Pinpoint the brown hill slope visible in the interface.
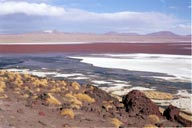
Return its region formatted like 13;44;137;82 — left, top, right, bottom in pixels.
0;70;191;127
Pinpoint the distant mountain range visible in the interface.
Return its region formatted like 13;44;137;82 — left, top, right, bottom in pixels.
104;31;184;36
23;30;185;36
0;30;190;43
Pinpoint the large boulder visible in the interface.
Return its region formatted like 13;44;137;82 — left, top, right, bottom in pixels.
122;90;162;117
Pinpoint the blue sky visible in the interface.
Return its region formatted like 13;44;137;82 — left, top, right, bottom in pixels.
0;0;191;34
56;0;190;18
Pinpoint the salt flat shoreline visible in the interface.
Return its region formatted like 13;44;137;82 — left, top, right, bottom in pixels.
69;53;191;82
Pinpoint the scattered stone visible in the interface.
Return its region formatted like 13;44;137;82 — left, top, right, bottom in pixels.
38;112;45;116
38;121;47;126
17;109;24;114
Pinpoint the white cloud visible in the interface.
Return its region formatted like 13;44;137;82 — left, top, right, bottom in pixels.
0;1;190;35
0;1;65;16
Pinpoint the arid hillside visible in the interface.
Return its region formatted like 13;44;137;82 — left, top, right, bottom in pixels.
0;70;191;127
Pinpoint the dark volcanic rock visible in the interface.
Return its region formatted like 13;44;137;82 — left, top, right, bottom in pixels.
122;90;162;117
163;105;179;121
163;105;192;127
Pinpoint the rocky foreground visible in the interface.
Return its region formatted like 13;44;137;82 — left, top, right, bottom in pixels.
0;70;191;127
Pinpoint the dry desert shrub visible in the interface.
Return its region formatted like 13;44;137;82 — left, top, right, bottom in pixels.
148;114;160;124
0;81;6;93
71;81;80;90
49;87;61;93
47;93;61;105
143;90;173;100
60;109;75;119
14;73;22;79
59;80;67;86
22;73;31;79
0;70;6;75
64;93;82;107
0;94;8;99
35;88;41;92
40;79;48;86
6;72;15;80
13;78;23;87
74;93;95;103
0;77;7;81
32;79;48;87
110;118;123;128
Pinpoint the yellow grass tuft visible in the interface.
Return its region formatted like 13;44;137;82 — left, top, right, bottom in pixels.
22;73;32;80
35;88;41;92
14;91;20;94
47;93;61;105
110;118;123;128
71;81;80;90
14;73;22;79
148;115;160;124
32;95;38;99
143;90;173;100
0;81;6;93
65;93;82;107
0;70;6;75
59;80;67;86
32;79;48;87
24;86;29;90
0;94;8;99
0;77;7;81
70;104;81;110
22;94;29;99
144;124;157;128
50;87;61;93
60;109;75;119
6;72;15;80
40;79;48;86
74;93;95;103
13;78;23;87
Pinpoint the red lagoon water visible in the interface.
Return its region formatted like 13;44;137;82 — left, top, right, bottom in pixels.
0;43;191;55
